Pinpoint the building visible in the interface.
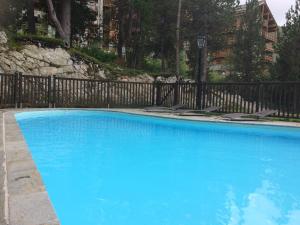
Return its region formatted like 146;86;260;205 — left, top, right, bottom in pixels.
87;0;118;47
210;0;278;74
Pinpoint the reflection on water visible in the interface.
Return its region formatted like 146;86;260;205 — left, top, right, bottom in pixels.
224;181;300;225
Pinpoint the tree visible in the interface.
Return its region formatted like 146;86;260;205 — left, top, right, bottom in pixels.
27;0;36;34
231;0;266;82
148;0;178;72
46;0;71;46
115;0;155;69
71;0;96;43
182;0;238;80
176;0;182;78
273;0;300;81
0;0;25;30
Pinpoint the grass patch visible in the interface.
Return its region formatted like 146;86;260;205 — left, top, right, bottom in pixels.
269;117;300;123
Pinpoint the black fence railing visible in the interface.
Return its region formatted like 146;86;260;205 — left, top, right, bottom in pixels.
1;73;300;118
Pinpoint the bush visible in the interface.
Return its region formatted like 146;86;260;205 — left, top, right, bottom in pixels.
14;34;64;48
79;47;117;63
208;71;226;82
143;57;162;73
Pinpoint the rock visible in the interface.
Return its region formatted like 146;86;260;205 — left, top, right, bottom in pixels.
9;51;25;61
0;37;156;80
0;55;13;67
0;61;11;72
43;49;70;66
97;70;107;79
0;46;8;52
31;68;40;75
141;74;155;83
166;76;177;83
22;46;44;61
39;67;58;76
156;76;165;82
0;31;8;44
61;65;74;73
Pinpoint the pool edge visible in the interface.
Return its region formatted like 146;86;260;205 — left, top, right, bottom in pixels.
3;110;60;225
1;108;300;225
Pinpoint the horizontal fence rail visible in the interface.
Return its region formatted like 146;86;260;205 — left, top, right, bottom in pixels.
0;73;300;118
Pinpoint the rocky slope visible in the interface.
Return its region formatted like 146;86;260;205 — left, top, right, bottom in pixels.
0;31;158;83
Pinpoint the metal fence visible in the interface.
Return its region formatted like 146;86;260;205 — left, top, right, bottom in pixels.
1;73;300;118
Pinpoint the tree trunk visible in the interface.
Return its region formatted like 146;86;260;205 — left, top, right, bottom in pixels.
46;0;68;45
175;0;182;79
27;0;36;34
97;0;104;45
60;0;71;46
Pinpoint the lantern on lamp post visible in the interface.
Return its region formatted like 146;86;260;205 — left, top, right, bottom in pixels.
196;34;207;109
196;35;207;83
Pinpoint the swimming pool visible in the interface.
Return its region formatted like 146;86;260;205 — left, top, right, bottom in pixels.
16;110;300;225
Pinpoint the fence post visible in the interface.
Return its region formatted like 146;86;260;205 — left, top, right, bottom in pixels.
107;81;110;108
18;72;23;108
13;72;19;108
256;82;261;112
52;75;56;108
151;82;156;106
156;82;162;106
173;81;179;106
294;83;298;118
48;75;52;108
196;82;203;109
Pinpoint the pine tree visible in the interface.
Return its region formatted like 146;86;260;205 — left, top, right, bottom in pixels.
231;0;266;82
182;0;238;80
273;0;300;81
0;0;25;30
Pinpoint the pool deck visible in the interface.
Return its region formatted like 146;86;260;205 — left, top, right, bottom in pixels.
0;108;299;225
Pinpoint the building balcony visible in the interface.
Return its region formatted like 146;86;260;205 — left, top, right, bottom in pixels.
263;31;277;42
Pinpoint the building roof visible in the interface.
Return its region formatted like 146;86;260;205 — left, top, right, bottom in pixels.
236;0;277;27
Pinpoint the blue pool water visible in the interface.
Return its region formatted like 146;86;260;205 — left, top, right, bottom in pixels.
16;110;300;225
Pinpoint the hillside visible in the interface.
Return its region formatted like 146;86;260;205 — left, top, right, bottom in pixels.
0;31;156;83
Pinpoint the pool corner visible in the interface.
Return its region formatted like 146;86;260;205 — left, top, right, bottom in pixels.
2;111;60;225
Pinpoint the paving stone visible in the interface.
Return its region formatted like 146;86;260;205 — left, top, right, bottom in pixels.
3;111;60;225
9;192;59;225
8;168;45;196
6;148;32;162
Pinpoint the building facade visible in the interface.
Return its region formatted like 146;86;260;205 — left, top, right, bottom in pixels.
210;0;278;74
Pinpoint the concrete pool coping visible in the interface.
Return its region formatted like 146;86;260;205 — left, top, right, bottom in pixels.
1;108;300;225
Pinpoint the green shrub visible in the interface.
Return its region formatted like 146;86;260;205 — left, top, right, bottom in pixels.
208;71;226;82
143;57;162;73
79;47;117;63
14;34;64;48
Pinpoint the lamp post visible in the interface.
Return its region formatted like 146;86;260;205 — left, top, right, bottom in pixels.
196;34;207;109
196;34;207;82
